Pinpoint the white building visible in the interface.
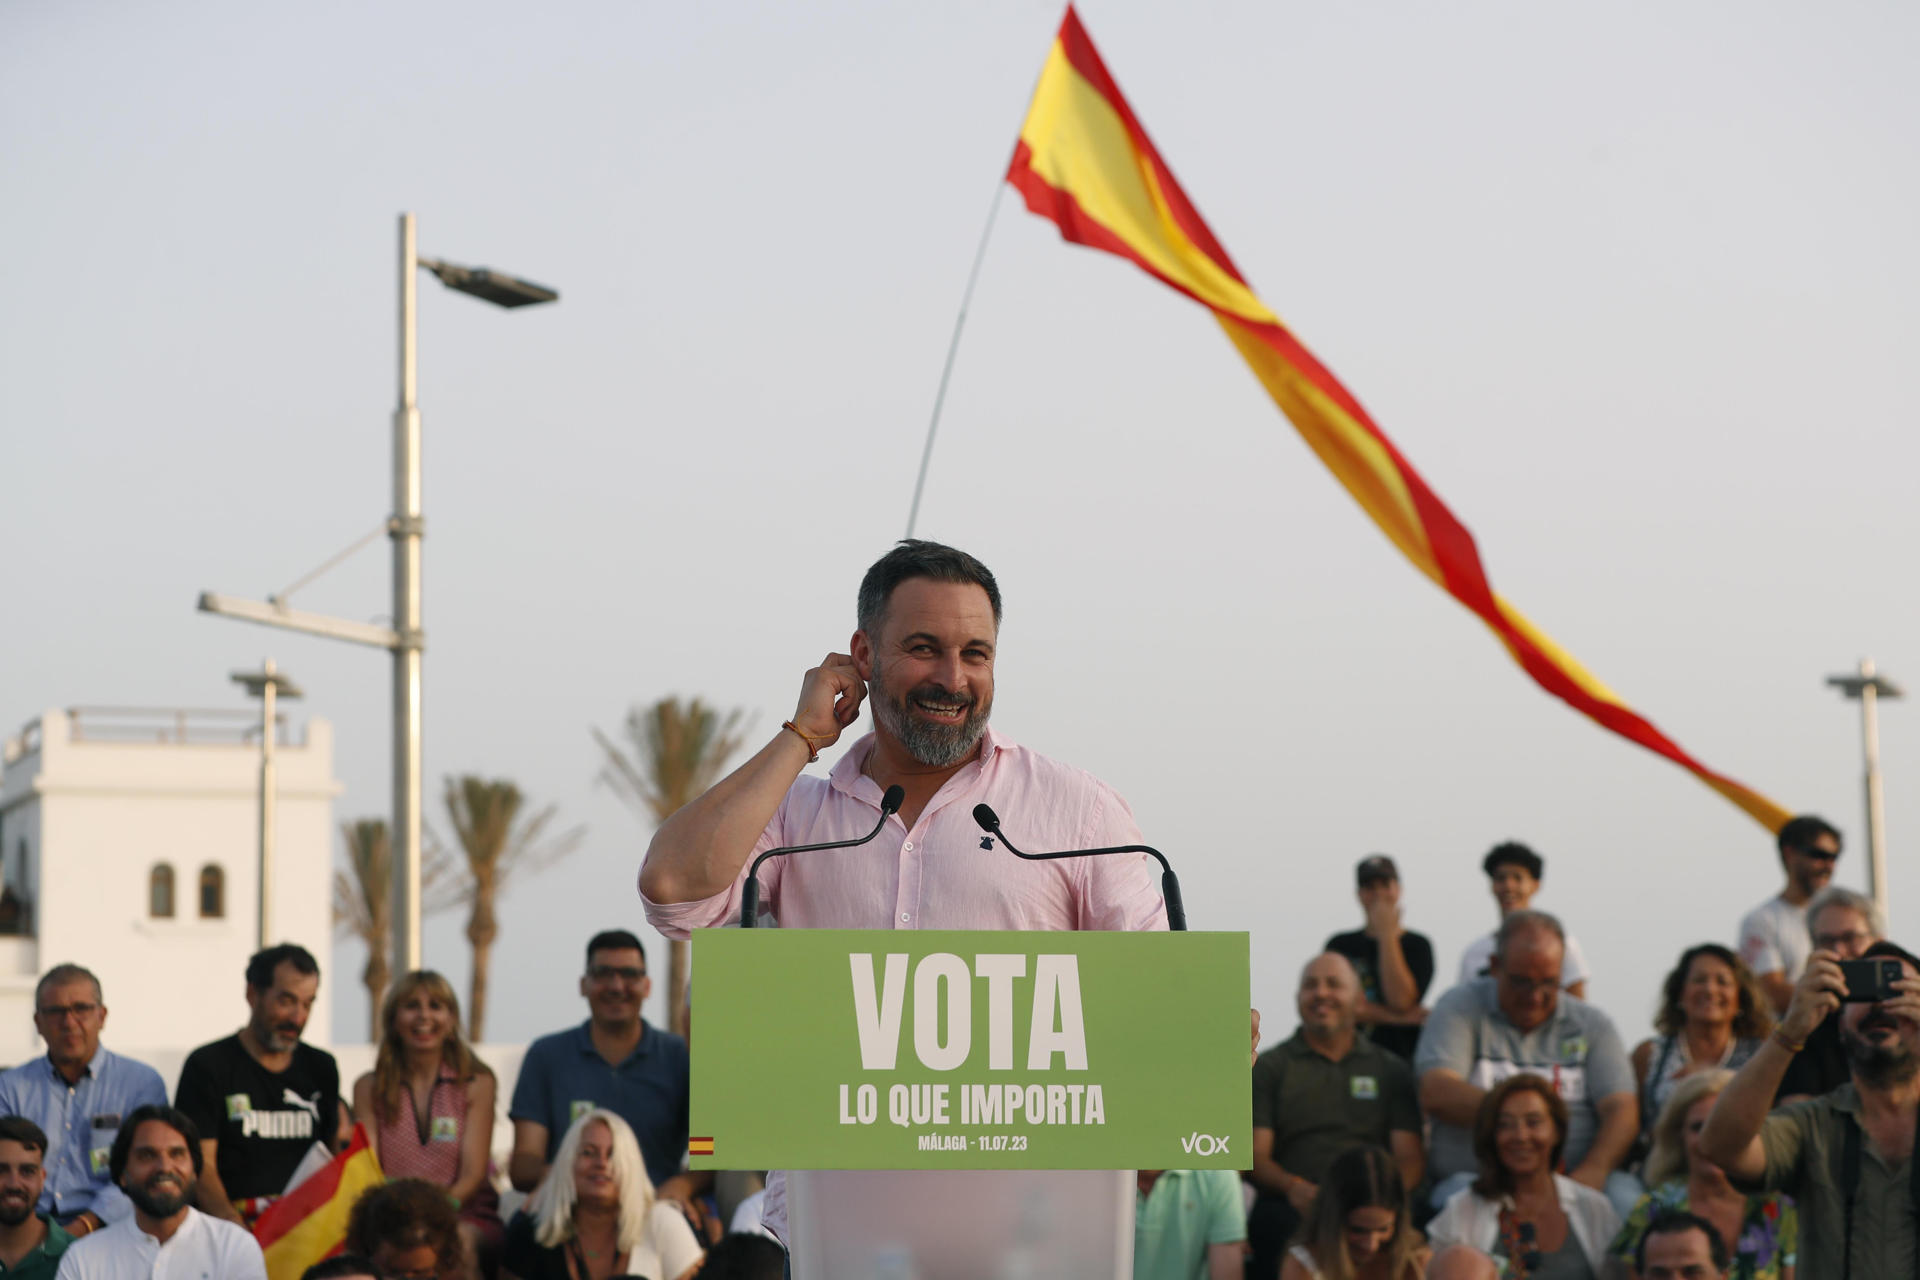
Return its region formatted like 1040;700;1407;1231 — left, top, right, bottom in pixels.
0;706;339;1067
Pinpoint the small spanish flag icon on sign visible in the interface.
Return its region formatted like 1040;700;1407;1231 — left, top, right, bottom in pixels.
689;1137;715;1157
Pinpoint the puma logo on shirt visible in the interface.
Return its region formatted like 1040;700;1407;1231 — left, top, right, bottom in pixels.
225;1089;322;1139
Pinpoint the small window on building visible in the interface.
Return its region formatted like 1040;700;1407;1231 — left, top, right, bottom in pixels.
198;865;225;919
0;838;28;937
149;864;175;919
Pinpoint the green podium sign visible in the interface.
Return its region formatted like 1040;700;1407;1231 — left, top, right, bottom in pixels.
688;928;1250;1171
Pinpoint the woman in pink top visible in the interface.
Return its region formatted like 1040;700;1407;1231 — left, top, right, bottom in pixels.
352;970;502;1279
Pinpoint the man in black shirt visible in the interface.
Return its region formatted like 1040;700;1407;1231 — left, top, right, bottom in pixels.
174;944;342;1225
1324;854;1433;1061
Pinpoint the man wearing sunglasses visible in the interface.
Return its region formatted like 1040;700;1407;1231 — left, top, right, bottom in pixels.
0;965;166;1239
1737;815;1843;1017
508;930;700;1218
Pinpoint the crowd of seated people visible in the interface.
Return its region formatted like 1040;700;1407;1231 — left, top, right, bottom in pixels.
0;930;767;1280
1200;819;1914;1280
4;811;1914;1280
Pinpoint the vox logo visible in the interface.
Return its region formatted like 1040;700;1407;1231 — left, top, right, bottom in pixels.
1180;1133;1229;1155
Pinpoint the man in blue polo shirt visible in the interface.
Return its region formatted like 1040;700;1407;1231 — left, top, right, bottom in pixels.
508;931;697;1207
0;964;167;1237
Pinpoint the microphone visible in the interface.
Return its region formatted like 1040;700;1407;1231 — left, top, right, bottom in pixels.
740;785;906;928
972;803;1187;932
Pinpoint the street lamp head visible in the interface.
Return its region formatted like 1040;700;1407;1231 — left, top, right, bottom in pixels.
230;664;304;701
1827;658;1903;702
420;259;558;309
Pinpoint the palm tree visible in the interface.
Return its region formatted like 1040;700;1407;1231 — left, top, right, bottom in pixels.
333;818;460;1040
441;776;585;1041
594;697;749;1037
333;819;394;1042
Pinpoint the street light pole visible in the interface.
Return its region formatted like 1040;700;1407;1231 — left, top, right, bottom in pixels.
198;213;557;975
394;213;426;975
1827;657;1903;926
232;660;303;949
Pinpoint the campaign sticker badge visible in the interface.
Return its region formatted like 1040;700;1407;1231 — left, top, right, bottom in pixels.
570;1099;594;1123
89;1148;110;1174
1562;1036;1588;1062
225;1094;251;1119
431;1115;460;1143
1350;1076;1379;1101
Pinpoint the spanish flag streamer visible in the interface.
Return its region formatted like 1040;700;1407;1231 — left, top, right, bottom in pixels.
253;1126;384;1280
1007;6;1788;833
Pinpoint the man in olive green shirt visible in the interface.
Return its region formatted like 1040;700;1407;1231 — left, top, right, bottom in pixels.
0;1118;74;1280
1247;953;1423;1280
1702;940;1920;1278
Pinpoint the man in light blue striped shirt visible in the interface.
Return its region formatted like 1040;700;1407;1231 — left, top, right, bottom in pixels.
0;965;167;1238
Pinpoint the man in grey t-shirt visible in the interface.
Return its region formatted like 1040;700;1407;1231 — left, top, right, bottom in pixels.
1415;910;1641;1218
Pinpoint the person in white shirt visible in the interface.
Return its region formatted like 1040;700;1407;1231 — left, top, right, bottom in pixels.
1455;843;1589;999
1735;813;1842;1016
54;1105;266;1280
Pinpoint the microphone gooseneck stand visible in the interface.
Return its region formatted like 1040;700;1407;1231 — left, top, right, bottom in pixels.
739;784;906;928
971;803;1187;931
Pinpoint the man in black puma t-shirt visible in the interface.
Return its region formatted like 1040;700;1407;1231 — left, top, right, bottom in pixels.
175;945;341;1225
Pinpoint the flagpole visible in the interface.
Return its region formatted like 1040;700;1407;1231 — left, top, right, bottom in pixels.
904;178;1008;539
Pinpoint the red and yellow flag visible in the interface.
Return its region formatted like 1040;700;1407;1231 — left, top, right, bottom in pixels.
253;1126;384;1280
1008;7;1788;832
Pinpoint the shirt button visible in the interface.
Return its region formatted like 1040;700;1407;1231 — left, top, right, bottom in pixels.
900;912;911;923
903;841;913;851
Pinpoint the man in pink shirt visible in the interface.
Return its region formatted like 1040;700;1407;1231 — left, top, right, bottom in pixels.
638;540;1169;1249
638;539;1166;935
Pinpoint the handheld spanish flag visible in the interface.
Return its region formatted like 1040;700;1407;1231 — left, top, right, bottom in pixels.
1007;7;1788;833
253;1126;384;1280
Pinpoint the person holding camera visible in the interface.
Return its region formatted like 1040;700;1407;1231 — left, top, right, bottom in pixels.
1699;939;1920;1278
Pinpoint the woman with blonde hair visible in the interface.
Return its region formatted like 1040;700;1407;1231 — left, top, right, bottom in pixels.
1279;1145;1427;1280
1604;1070;1796;1280
501;1109;702;1280
350;970;501;1277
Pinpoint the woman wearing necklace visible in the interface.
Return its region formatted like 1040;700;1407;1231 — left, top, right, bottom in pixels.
1605;1071;1796;1280
351;971;503;1280
1629;945;1772;1162
501;1110;703;1280
1428;1075;1620;1278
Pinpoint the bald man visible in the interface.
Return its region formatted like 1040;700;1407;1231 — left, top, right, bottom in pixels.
1415;910;1640;1216
1247;953;1423;1279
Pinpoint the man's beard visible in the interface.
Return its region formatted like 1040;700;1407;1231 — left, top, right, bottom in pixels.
870;665;989;768
125;1172;193;1218
1842;1016;1920;1087
0;1191;33;1227
252;1017;302;1054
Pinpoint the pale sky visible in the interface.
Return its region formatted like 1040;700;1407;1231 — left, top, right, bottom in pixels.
4;1;1917;1050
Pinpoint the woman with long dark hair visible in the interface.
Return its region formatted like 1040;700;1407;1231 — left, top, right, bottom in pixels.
1279;1145;1427;1280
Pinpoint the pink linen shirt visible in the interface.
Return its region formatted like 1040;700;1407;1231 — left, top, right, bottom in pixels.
638;725;1167;1246
640;725;1167;936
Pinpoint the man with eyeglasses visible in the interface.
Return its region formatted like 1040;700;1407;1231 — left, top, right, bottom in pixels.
507;930;698;1212
1737;814;1843;1017
1415;910;1640;1216
1775;885;1885;1103
0;965;166;1239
